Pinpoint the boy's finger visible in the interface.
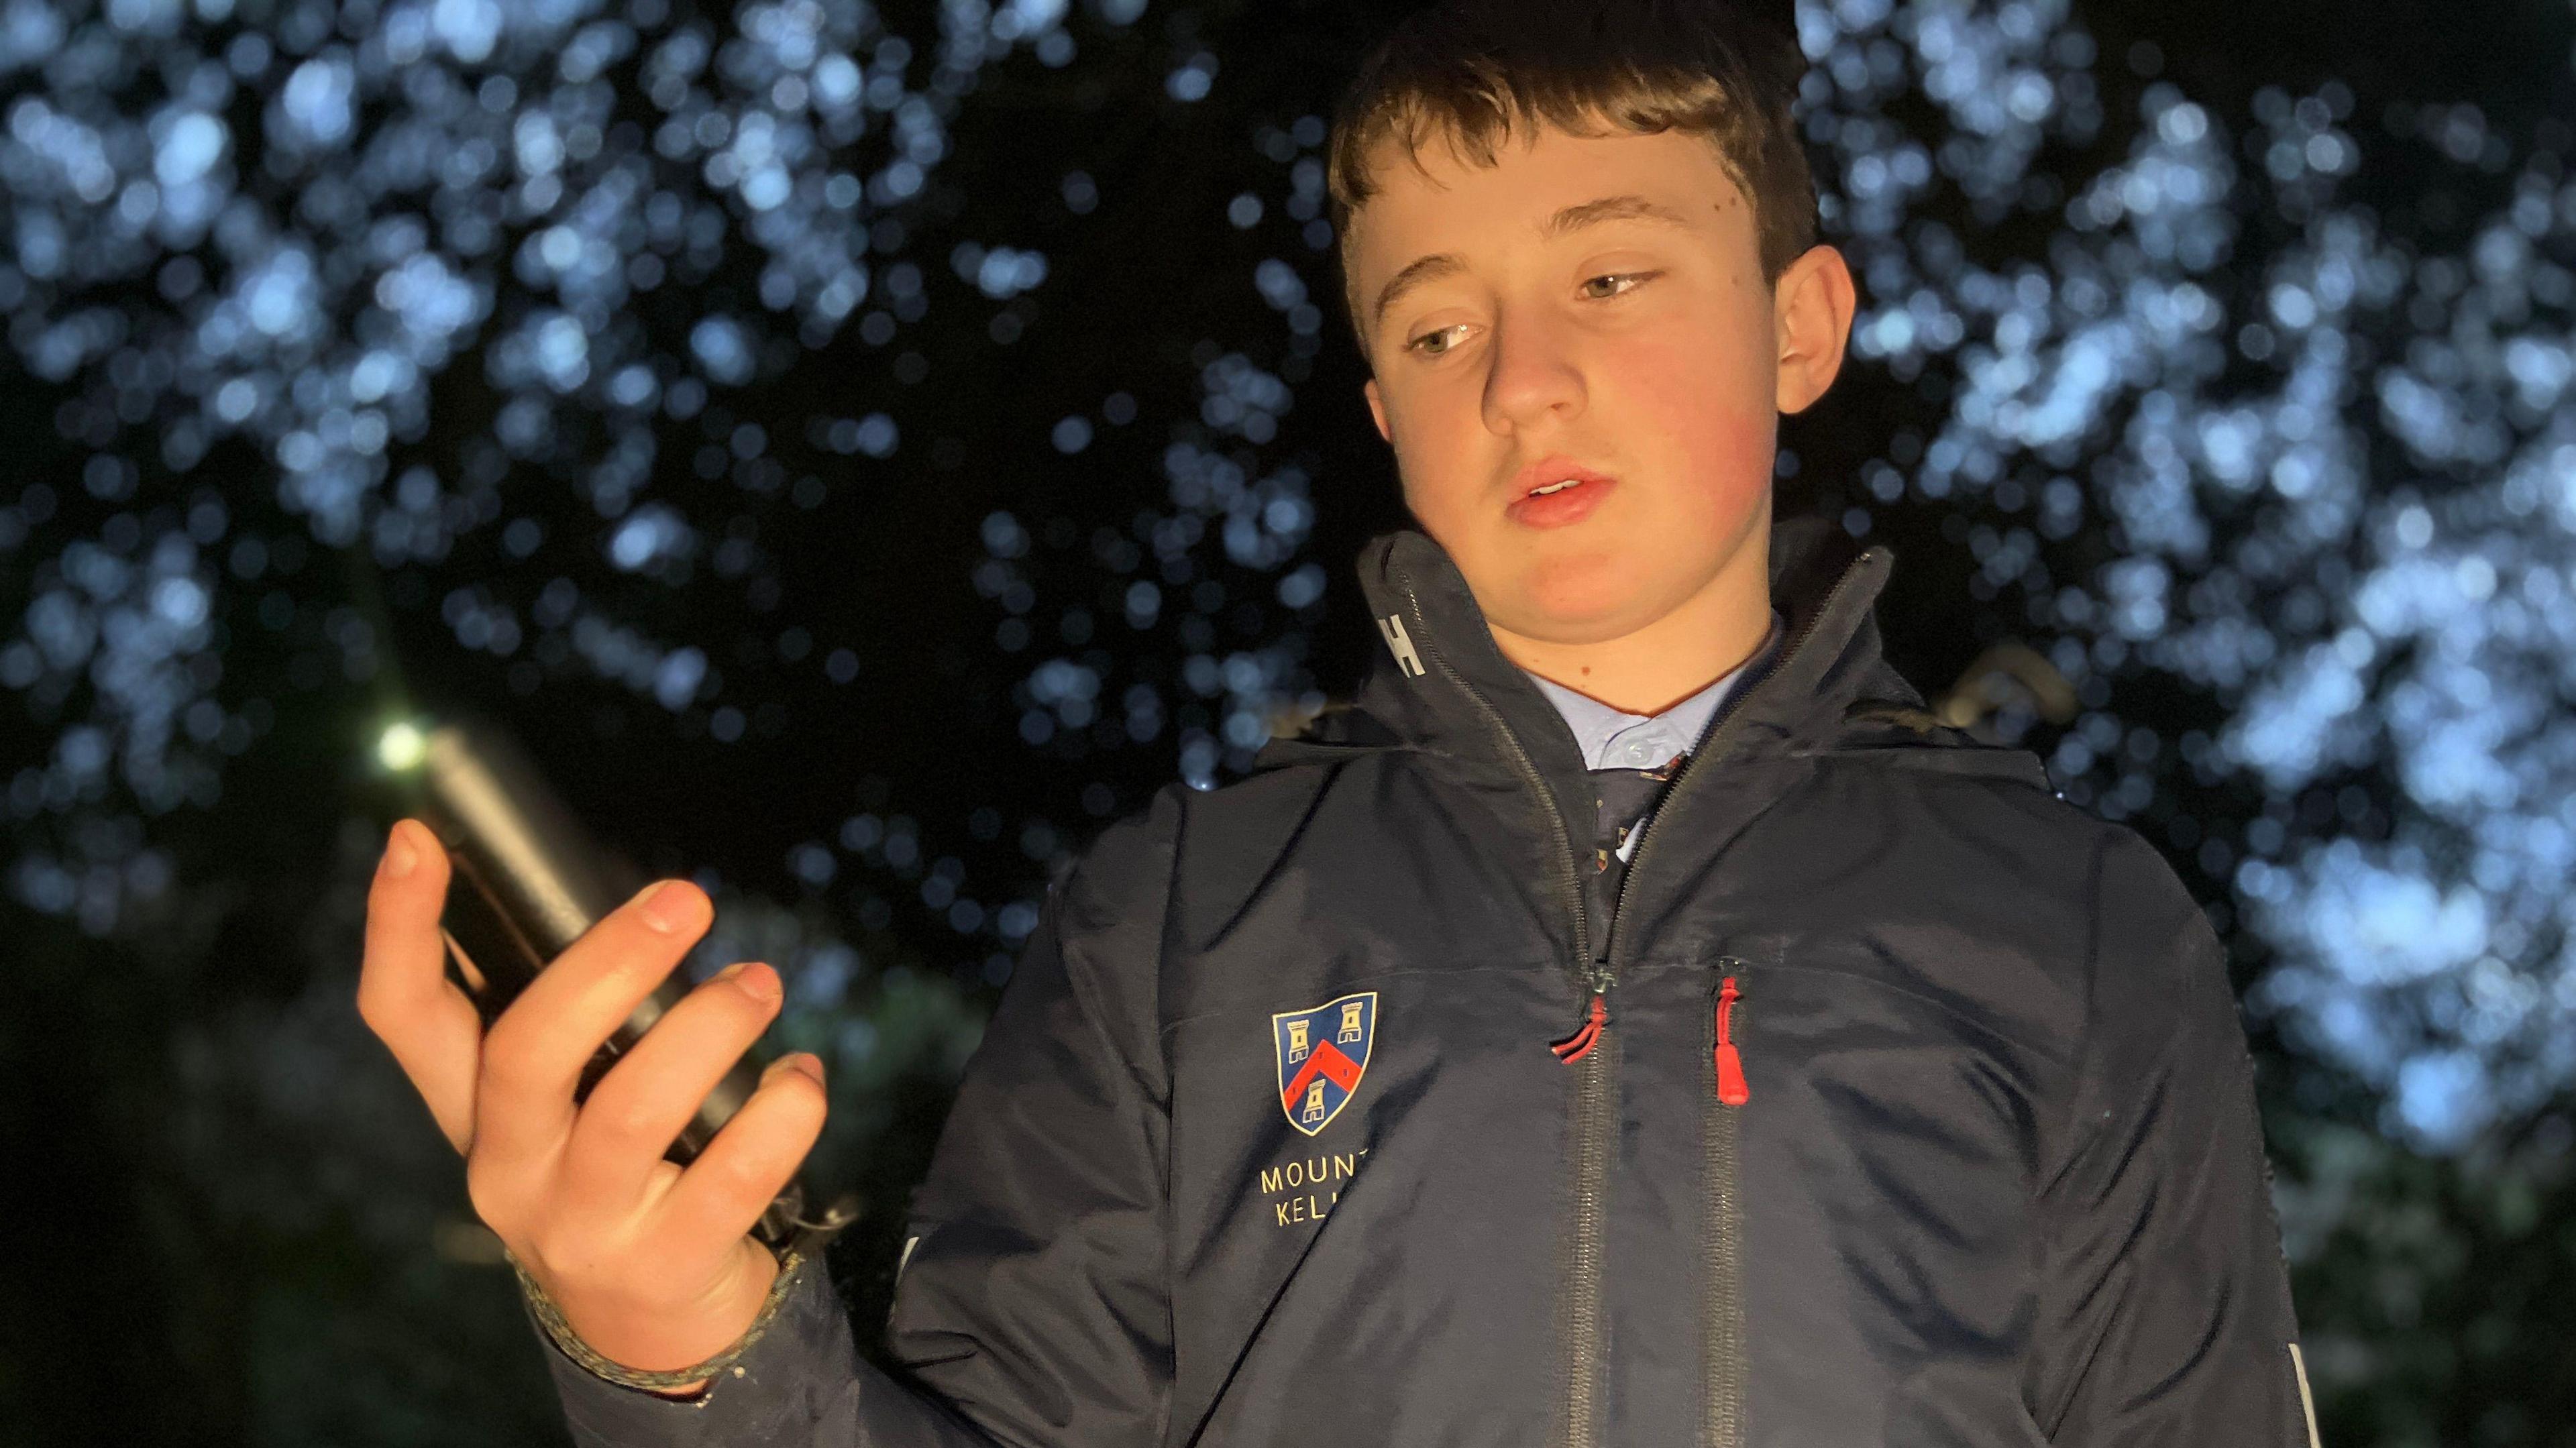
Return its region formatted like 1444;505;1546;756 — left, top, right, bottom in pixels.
355;820;482;1154
470;879;712;1172
653;1055;828;1249
556;961;784;1213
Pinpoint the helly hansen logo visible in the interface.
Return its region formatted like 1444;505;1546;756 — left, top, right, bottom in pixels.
1376;614;1426;678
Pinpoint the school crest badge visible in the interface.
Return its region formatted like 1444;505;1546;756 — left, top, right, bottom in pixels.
1272;991;1376;1136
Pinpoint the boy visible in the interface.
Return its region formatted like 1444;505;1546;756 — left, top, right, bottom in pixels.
358;1;2319;1443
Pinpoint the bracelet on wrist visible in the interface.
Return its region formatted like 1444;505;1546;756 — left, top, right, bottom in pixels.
509;1247;808;1395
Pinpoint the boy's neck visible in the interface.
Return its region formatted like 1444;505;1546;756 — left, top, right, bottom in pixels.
1487;533;1774;719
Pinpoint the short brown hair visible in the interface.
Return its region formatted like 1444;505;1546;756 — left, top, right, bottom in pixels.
1327;0;1818;332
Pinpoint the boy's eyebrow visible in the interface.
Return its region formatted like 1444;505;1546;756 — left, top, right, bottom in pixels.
1370;194;1697;331
1538;193;1697;239
1371;254;1468;332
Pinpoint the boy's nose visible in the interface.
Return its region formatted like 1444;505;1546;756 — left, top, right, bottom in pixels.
1480;314;1588;435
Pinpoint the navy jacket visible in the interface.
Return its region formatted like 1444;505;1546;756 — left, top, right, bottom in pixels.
536;516;2316;1447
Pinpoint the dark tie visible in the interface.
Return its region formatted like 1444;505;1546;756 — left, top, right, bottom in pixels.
1586;757;1683;958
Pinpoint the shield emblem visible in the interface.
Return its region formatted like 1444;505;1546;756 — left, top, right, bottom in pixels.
1272;991;1376;1137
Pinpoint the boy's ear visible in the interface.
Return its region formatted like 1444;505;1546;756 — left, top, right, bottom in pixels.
1364;378;1391;443
1774;243;1857;416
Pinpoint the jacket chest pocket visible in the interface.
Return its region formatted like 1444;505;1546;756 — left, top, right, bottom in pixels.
1702;961;1754;1448
1702;959;2055;1439
1726;960;2053;1357
1739;962;2051;1194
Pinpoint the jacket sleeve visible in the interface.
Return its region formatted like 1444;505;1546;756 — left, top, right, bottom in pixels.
533;1250;1002;1447
2024;830;2320;1448
880;800;1176;1446
533;801;1178;1447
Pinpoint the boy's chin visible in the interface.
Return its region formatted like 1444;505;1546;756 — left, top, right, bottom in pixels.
1482;571;1654;647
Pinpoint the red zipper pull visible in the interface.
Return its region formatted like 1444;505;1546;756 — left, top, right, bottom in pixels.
1550;992;1608;1063
1714;976;1750;1105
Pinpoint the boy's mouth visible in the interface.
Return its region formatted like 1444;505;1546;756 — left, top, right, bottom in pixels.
1506;458;1616;528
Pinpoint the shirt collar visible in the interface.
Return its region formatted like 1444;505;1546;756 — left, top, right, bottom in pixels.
1520;609;1786;773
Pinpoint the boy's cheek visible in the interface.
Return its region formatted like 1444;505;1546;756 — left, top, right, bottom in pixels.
1605;322;1766;422
1679;408;1777;520
1395;459;1483;555
1381;398;1487;524
1603;347;1774;502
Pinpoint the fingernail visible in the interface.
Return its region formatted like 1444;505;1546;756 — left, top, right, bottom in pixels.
637;881;693;934
782;1052;825;1084
718;961;779;1004
382;824;417;879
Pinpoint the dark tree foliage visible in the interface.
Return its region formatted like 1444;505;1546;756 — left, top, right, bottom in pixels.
5;0;2575;1443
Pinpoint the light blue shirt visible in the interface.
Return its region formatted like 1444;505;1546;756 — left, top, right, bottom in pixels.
1521;609;1784;860
1523;609;1784;773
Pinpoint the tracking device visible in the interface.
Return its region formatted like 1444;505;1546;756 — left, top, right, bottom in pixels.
379;714;851;1250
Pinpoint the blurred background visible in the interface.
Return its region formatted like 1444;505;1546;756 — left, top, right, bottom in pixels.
5;0;2574;1441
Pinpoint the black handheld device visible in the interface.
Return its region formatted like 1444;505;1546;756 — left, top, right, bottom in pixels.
380;714;839;1249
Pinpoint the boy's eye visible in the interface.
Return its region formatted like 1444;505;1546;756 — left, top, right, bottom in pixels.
1405;324;1471;357
1579;271;1654;300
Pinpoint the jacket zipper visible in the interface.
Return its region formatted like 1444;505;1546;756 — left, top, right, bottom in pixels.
1703;968;1750;1448
1549;992;1608;1062
1713;975;1750;1106
1397;582;1607;1447
1402;551;1864;1448
1393;584;1593;971
1597;563;1860;1448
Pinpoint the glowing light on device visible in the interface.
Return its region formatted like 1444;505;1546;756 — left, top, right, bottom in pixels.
376;720;429;773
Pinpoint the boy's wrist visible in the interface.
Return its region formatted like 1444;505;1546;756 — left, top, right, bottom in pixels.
511;1241;798;1397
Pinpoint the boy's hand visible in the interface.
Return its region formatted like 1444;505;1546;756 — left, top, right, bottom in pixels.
356;818;828;1394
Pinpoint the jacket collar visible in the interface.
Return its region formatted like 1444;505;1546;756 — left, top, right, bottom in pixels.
1250;514;2050;966
1338;513;1913;769
1239;516;1921;881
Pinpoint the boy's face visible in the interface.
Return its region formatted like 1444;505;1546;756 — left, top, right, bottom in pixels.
1348;123;1853;652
